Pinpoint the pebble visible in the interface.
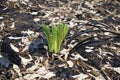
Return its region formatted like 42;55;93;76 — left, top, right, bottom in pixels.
104;32;110;35
10;22;15;28
33;18;40;22
31;12;38;15
0;16;4;20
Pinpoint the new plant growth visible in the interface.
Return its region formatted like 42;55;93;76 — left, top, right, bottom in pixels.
42;23;69;53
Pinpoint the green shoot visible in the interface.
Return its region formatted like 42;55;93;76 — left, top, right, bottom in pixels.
42;23;69;53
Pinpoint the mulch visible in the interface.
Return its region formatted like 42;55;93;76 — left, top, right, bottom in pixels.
0;0;120;80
